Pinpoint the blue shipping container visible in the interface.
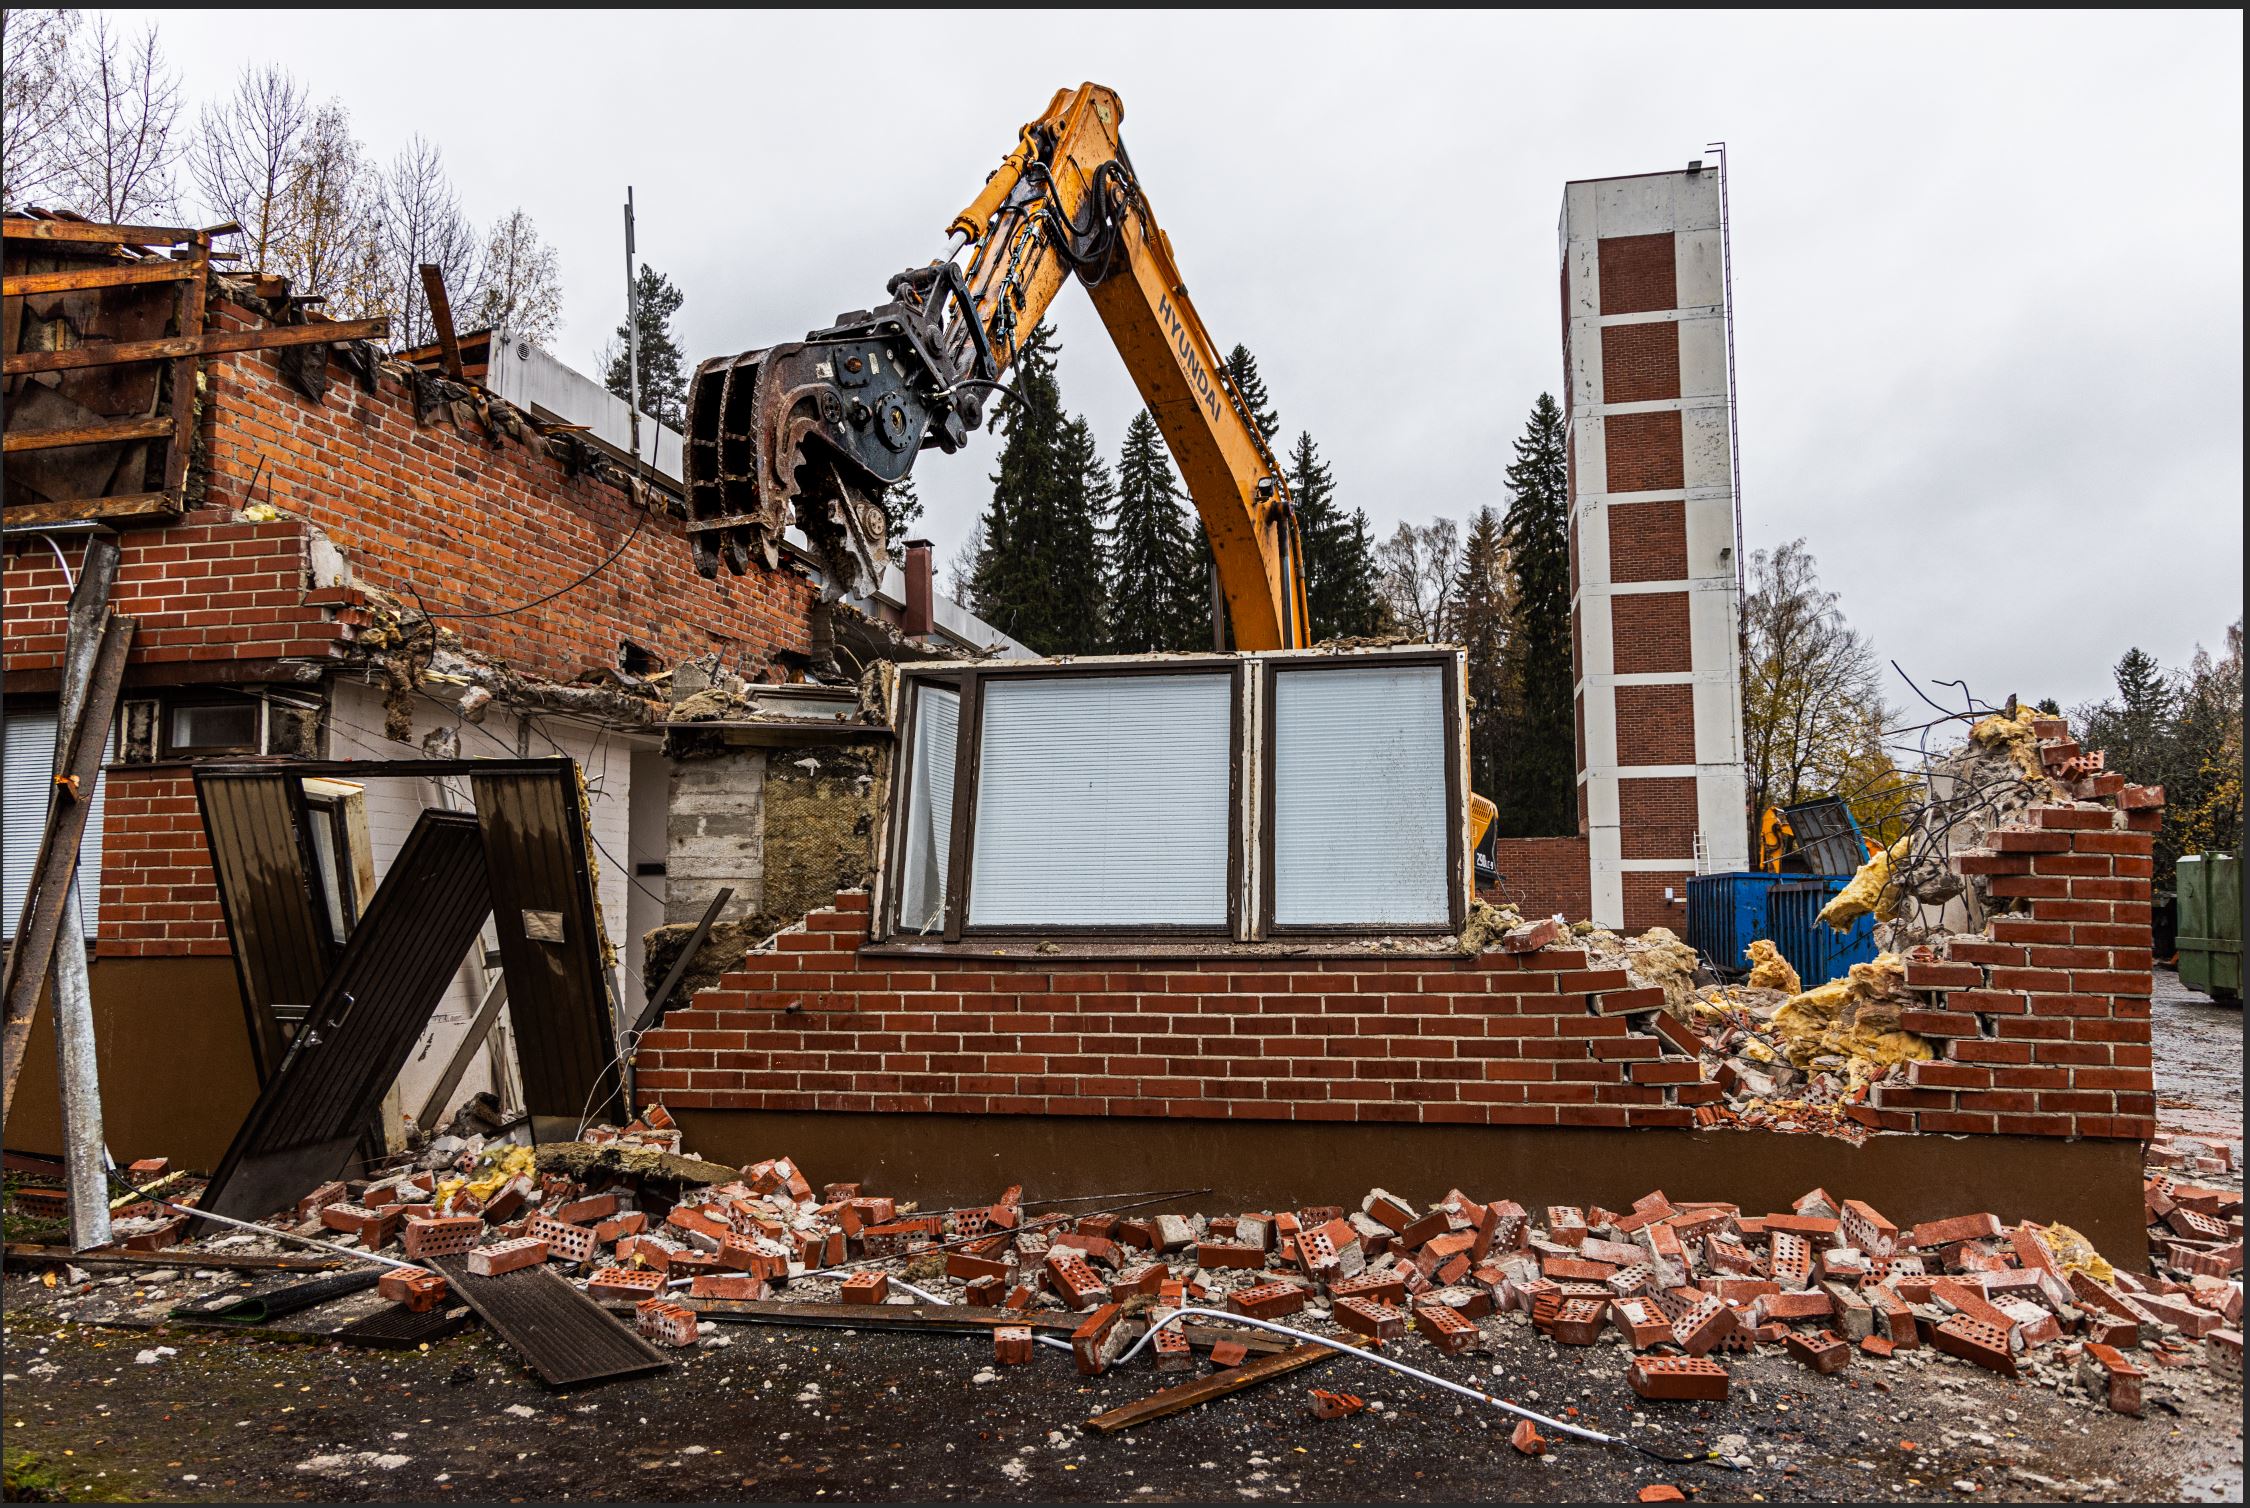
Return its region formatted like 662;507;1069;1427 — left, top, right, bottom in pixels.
1686;872;1876;987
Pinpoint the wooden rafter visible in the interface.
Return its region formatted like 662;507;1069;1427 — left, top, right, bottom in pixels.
2;317;389;376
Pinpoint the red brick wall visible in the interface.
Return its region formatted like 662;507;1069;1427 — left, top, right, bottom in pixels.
1603;410;1684;493
93;768;228;958
1609;593;1691;674
1614;684;1695;766
1885;808;2158;1139
1597;234;1676;315
640;799;2153;1141
1606;500;1687;583
1622;872;1693;934
194;302;817;685
1599;321;1680;403
1487;836;1592;920
2;519;361;686
1618;775;1698;859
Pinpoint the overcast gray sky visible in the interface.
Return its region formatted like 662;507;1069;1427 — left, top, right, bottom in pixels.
130;10;2244;710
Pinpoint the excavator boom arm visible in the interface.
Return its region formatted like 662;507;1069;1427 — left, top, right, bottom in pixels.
682;84;1308;650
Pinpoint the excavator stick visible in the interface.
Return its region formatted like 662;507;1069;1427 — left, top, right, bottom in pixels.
682;263;995;598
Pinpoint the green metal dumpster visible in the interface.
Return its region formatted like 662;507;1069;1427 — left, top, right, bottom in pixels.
2175;853;2241;1002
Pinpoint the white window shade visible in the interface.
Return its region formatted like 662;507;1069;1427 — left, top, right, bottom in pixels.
968;674;1231;928
3;710;107;940
1271;663;1450;927
895;682;959;933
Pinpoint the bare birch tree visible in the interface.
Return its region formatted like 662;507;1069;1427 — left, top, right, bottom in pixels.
370;134;477;349
1;9;81;205
1741;538;1903;840
1376;516;1462;640
273;100;379;314
55;17;183;223
467;207;563;344
188;63;310;275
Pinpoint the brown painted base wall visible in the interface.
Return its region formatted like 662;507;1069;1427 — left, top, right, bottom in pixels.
6;956;259;1169
671;1107;2151;1268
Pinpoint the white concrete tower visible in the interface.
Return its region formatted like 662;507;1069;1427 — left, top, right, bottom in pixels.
1558;162;1750;930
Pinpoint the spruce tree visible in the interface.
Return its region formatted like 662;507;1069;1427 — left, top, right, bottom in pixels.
1329;509;1387;637
966;324;1105;654
1224;344;1280;445
603;264;689;427
1498;393;1574;837
1106;410;1199;652
881;476;924;550
1288;431;1345;640
1454;506;1514;804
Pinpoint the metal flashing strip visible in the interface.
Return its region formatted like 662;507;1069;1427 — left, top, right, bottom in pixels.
431;1256;670;1388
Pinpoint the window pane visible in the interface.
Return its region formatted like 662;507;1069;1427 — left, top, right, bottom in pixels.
968;674;1230;928
2;710;107;940
1272;664;1450;927
168;701;259;752
895;683;958;933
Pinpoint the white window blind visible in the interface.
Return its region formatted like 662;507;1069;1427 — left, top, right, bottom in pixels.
2;710;108;940
895;682;959;933
1271;663;1450;927
967;674;1230;928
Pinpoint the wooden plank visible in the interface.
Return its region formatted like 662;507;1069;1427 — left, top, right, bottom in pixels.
1179;1320;1294;1355
1086;1341;1340;1434
3;415;175;453
0;604;132;1128
166;233;209;492
0;493;180;529
3;317;389;376
687;1298;1080;1334
3;217;198;245
3;260;198;296
418;263;464;380
3;1242;346;1273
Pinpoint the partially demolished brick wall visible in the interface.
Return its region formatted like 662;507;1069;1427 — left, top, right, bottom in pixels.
1885;804;2159;1140
639;796;2154;1141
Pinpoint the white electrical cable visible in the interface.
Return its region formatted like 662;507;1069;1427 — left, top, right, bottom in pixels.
103;1161;424;1275
892;1277;1072;1353
1118;1306;1620;1446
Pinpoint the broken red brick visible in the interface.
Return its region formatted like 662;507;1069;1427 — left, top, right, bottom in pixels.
1629;1354;1730;1401
1415;1302;1478;1354
1209;1340;1249;1369
467;1237;549;1277
635;1296;699;1348
840;1271;889;1305
1308;1388;1367;1420
528;1215;598;1265
690;1273;766;1301
1510;1418;1546;1455
1501;918;1560;953
587;1266;666;1301
1785;1328;1853;1374
1549;1297;1608;1346
1931;1314;2017;1377
1071;1304;1130;1375
1334;1295;1406;1343
376;1269;449;1312
2080;1341;2146;1415
402;1215;482;1260
1909;1212;2003;1249
1231;1281;1308;1321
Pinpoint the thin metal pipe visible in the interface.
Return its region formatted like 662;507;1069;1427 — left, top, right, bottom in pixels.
104;1161;423;1274
1117;1306;1619;1446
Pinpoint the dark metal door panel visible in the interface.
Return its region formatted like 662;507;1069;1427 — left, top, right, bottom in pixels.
469;769;621;1130
194;770;336;1082
198;810;490;1223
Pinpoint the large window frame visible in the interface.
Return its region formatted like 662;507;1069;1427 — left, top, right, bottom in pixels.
877;650;1469;946
882;660;1246;942
1258;651;1467;937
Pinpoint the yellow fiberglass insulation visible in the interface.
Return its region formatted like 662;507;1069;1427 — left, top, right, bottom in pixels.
1818;834;1911;931
1743;938;1802;995
2039;1222;2118;1285
1610;926;1702;1012
1971;705;2065;794
464;1143;537;1201
1768;953;1933;1076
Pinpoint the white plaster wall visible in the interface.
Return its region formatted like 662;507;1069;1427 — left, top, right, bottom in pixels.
1681;407;1734;491
1677;315;1728;400
1675;227;1726;308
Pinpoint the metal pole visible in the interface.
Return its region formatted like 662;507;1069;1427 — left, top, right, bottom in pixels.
48;537;118;1251
623;188;641;466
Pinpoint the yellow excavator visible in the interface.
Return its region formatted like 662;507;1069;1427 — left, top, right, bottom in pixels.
682;82;1496;849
